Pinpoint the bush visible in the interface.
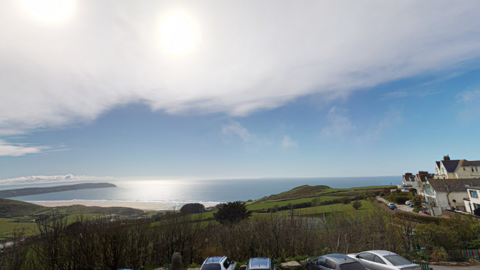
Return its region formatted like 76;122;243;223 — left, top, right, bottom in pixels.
352;201;362;210
171;252;182;270
341;197;351;204
180;203;205;214
213;201;252;224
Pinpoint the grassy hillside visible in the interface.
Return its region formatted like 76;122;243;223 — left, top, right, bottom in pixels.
0;198;48;218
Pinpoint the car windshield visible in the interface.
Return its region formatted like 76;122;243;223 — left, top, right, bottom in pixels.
339;262;365;270
201;264;222;270
383;255;412;265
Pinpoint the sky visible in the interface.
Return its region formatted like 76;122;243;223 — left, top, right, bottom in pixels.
1;0;480;183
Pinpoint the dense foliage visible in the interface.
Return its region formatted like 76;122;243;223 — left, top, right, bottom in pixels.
180;203;205;214
2;207;480;269
213;201;252;224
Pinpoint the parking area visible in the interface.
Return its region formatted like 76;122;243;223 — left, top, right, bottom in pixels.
376;197;414;212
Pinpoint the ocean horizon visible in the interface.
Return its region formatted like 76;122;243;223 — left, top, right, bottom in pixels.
0;176;400;206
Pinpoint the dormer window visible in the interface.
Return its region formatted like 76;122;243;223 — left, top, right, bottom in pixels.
473;168;475;172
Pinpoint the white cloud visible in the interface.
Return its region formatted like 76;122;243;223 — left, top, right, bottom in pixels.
281;135;297;150
320;107;356;138
0;139;49;156
1;0;480;137
221;121;252;142
0;174;104;186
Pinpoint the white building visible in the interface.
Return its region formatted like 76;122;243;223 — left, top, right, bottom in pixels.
434;155;480;179
422;178;480;216
465;187;480;215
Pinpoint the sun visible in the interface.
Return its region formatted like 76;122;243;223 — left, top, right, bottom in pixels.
160;13;197;55
20;0;75;23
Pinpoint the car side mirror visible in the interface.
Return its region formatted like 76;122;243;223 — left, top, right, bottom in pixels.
356;255;360;258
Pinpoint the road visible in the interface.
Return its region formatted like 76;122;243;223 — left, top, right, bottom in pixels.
376;196;414;212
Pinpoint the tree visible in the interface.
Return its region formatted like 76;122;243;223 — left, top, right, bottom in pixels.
180;203;205;214
409;188;417;197
341;197;351;204
352;200;362;210
213;201;252;225
412;195;423;213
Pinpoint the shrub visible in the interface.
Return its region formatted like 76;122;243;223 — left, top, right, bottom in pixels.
352;201;362;210
180;203;205;214
213;201;252;224
171;252;183;270
341;197;351;204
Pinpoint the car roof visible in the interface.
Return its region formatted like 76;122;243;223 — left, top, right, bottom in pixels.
322;254;359;264
205;257;226;263
362;250;397;256
249;258;270;269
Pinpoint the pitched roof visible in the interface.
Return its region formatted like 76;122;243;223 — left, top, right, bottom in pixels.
461;160;480;167
428;178;480;193
441;160;460;173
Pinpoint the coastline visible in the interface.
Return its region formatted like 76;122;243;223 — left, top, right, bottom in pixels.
29;200;219;211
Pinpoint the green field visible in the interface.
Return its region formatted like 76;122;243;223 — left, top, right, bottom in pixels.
246;196;341;210
293;200;375;217
0;218;38;240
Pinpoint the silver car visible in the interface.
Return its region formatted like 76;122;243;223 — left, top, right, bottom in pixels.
347;250;421;270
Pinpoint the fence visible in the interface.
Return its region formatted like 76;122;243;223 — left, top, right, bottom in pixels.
448;249;480;260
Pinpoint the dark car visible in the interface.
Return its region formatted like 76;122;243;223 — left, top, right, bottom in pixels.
306;254;365;270
247;258;276;270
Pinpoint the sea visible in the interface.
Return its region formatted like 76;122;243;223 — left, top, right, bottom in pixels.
0;176;399;206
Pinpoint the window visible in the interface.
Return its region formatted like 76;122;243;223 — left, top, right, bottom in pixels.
373;256;386;264
470;190;479;199
358;252;375;262
223;259;231;269
315;258;335;269
383;255;412;266
202;265;221;270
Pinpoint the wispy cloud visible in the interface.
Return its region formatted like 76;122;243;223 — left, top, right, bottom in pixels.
1;1;480;138
221;121;253;142
320;107;356;138
457;88;480;122
0;174;107;186
281;135;297;150
363;108;403;140
0;140;49;156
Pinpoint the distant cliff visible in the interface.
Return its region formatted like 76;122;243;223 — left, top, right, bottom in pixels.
0;183;117;198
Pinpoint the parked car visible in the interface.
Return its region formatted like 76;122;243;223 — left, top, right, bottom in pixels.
200;256;236;270
247;258;276;270
418;211;431;216
408;204;414;208
347;250;421;270
307;254;365;270
387;203;396;210
405;201;411;205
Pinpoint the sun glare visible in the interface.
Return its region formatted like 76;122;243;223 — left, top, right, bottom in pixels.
160;13;197;55
20;0;75;23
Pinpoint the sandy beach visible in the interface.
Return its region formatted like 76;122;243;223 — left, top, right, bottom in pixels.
30;200;217;211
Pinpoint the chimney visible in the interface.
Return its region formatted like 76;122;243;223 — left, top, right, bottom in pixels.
443;155;451;161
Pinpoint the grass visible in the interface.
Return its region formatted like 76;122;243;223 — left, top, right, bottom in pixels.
293;200;375;217
0;218;38;241
246;196;341;211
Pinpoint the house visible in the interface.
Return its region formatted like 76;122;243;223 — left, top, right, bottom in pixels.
401;171;433;194
465;187;480;215
422;178;480;216
434;155;480;179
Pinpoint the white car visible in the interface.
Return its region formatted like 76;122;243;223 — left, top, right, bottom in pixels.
200;256;236;270
405;201;411;205
347;250;421;270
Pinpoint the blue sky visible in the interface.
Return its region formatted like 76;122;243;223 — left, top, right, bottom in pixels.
1;1;480;182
